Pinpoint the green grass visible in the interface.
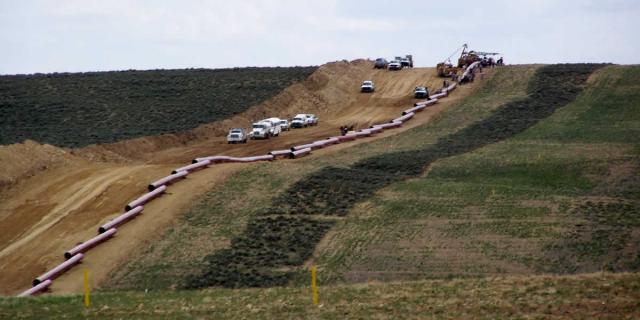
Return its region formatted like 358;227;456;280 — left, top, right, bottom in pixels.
0;67;316;147
2;273;639;319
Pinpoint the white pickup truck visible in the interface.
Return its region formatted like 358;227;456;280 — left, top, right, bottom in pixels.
227;128;247;144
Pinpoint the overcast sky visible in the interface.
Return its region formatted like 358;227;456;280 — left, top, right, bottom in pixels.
1;0;638;74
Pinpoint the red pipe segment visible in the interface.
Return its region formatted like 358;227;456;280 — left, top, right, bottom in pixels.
415;98;439;107
64;228;117;259
323;137;340;144
99;206;144;233
269;149;292;157
430;92;447;100
172;159;211;174
353;129;372;138
367;126;383;134
373;122;402;130
231;155;274;162
334;134;356;142
291;143;317;151
393;112;415;123
33;253;84;286
402;105;426;115
18;279;52;297
192;156;233;164
289;147;311;159
310;140;330;149
125;185;166;211
149;171;188;191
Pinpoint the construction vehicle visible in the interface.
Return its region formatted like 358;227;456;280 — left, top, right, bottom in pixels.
437;44;499;77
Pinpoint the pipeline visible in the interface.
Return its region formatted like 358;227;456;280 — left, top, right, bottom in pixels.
99;206;144;233
291;143;317;151
290;147;311;159
125;185;166;211
415;98;439;107
430;92;447;100
269;149;292;158
392;112;415;123
352;129;372;138
402;105;426;115
335;134;357;142
64;228;117;259
172;160;211;174
230;155;274;162
373;122;402;130
149;171;188;191
18;279;52;297
33;253;84;286
367;126;383;134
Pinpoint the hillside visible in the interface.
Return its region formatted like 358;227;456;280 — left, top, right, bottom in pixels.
0;61;478;295
101;64;640;293
0;67;316;147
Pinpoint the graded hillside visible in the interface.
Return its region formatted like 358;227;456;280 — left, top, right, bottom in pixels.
0;67;316;148
103;64;639;294
0;60;483;296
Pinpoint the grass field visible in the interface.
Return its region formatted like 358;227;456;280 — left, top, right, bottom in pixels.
0;67;316;147
2;273;639;319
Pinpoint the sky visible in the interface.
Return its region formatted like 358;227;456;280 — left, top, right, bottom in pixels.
1;0;639;74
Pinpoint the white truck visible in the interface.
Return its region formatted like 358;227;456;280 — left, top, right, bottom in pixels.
261;117;282;137
291;114;309;128
250;121;273;139
227;128;248;144
361;80;375;93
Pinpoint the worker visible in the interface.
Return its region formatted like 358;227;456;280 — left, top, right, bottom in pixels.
340;126;348;136
425;87;431;100
443;79;449;89
497;57;504;66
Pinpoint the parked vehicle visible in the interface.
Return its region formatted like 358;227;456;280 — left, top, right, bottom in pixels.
374;58;388;69
279;119;290;131
250;121;272;139
227;128;248;144
361;80;375;93
306;114;319;126
261;117;282;137
400;55;413;68
388;60;402;70
414;86;429;99
291;114;308;128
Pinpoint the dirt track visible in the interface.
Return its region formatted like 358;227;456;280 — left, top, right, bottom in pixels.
0;60;491;295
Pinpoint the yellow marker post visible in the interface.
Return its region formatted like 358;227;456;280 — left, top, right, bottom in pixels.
83;269;91;308
311;266;319;305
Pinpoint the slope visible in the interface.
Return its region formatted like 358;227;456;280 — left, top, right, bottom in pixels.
0;60;488;295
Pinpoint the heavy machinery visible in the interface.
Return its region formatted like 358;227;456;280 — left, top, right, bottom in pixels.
437;44;499;77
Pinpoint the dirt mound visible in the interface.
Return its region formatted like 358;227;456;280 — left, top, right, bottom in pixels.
0;140;78;193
